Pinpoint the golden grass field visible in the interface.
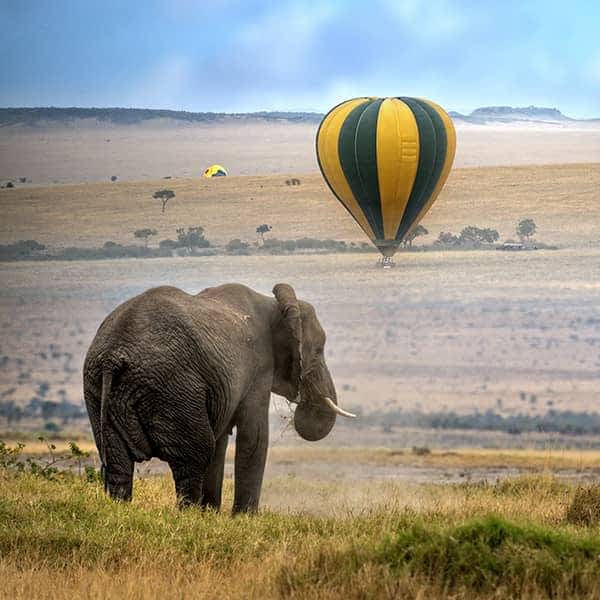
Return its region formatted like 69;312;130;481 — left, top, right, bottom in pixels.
3;462;600;599
1;162;599;249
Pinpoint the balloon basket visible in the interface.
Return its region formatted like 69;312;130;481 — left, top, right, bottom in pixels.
377;256;395;269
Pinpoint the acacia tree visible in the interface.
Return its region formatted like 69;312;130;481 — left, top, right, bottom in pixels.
256;224;272;244
436;231;460;247
403;224;428;247
176;227;209;251
134;228;157;248
153;189;175;213
459;226;500;245
516;218;537;241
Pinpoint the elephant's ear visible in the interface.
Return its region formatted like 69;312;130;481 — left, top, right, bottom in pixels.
273;283;303;397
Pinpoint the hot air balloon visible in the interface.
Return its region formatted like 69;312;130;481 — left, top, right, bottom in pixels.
316;97;456;262
203;164;228;178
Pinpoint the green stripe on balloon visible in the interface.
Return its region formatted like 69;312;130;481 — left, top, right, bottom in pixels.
338;99;385;240
396;97;437;241
397;98;448;240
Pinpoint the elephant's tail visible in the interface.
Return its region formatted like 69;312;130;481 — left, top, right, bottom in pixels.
100;368;113;467
99;354;125;467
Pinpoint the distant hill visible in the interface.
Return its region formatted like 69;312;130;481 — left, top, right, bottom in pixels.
0;105;597;128
451;105;599;124
0;107;324;127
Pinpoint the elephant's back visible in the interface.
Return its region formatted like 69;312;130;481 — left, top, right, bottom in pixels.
86;285;248;376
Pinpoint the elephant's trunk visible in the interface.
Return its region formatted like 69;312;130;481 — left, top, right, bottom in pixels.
292;359;356;441
293;394;356;442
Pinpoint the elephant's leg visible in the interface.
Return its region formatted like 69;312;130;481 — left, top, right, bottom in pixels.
201;434;229;511
233;394;269;514
169;460;208;507
103;430;134;501
159;390;216;508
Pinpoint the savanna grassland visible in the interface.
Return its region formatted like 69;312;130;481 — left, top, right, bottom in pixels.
1;121;600;598
1;161;600;420
3;456;600;599
1;162;599;248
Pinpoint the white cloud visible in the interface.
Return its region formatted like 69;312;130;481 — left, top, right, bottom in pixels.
382;0;472;41
233;2;337;79
582;52;600;85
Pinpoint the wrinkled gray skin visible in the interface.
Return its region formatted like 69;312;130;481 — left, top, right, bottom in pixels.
84;283;340;513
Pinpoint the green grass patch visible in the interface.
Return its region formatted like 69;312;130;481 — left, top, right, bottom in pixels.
380;515;600;596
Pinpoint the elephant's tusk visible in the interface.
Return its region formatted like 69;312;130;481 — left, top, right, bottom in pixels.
323;396;357;418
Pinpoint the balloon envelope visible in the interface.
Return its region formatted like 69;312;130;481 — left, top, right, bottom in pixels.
203;164;228;178
316;97;456;256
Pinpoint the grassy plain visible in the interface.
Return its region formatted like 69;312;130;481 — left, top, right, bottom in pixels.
3;465;600;599
1;123;600;597
0;163;599;249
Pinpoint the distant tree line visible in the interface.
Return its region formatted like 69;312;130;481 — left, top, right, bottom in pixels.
435;226;500;248
355;408;600;436
0;219;544;262
0;107;324;127
0;397;85;426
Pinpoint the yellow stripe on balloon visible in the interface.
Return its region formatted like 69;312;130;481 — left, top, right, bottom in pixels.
376;98;419;240
316;98;376;241
409;98;456;229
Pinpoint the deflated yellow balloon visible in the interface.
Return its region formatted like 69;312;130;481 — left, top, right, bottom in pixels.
203;164;228;178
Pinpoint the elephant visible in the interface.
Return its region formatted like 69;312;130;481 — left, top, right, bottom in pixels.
83;282;355;513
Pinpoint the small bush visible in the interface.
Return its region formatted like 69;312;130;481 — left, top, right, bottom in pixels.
566;484;600;526
412;446;431;456
225;239;250;254
44;421;61;433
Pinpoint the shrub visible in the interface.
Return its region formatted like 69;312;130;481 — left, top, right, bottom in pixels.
176;227;210;251
0;240;46;260
436;231;460;247
43;421;61;433
566;485;600;526
225;239;250;254
159;239;179;249
134;228;158;248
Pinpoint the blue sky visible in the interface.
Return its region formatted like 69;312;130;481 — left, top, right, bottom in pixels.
1;0;599;117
